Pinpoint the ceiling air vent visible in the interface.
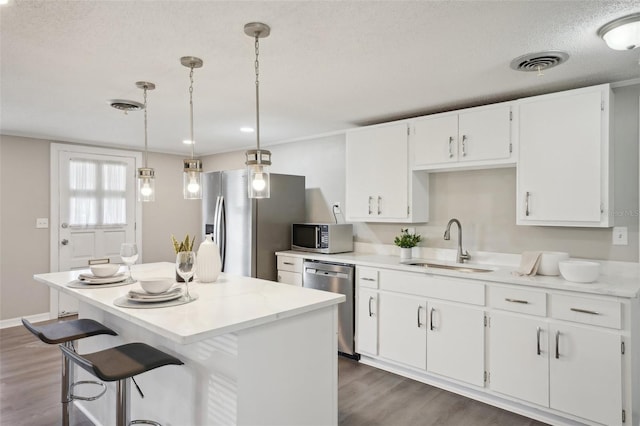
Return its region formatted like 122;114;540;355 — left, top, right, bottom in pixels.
107;99;144;112
510;51;569;72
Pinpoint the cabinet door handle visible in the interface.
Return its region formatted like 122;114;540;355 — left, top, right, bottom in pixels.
536;326;542;356
368;196;373;215
448;136;454;158
555;330;560;359
525;191;531;216
429;307;435;331
368;296;374;317
505;298;529;304
461;135;467;157
377;196;382;215
417;306;423;328
361;277;376;282
570;307;600;315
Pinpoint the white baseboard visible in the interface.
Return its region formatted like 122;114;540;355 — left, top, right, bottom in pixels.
0;312;53;329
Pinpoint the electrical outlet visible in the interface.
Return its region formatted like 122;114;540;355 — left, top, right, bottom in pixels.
36;218;49;229
332;202;342;213
612;226;628;246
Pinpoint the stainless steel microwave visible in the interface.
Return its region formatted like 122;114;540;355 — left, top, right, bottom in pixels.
291;223;353;254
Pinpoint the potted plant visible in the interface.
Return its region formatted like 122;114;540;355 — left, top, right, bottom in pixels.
394;228;421;260
172;234;195;282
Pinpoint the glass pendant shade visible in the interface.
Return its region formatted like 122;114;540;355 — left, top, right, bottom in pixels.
245;149;271;199
137;167;155;202
183;159;202;199
598;13;640;50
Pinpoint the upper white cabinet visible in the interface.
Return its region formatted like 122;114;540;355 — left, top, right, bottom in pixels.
516;84;613;227
345;122;428;223
412;103;514;171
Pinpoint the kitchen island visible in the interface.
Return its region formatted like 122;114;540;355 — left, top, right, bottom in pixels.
34;262;345;426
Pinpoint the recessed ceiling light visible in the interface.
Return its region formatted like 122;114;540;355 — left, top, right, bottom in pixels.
598;13;640;50
240;127;254;133
0;0;10;5
183;140;194;145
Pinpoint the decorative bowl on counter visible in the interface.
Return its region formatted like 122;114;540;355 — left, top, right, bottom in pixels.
537;252;570;276
139;278;173;294
558;260;600;283
90;263;120;278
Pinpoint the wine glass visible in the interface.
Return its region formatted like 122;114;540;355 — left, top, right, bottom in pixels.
176;251;196;301
120;243;139;284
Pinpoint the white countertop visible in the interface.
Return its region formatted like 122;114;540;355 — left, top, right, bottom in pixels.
277;250;640;299
34;262;345;344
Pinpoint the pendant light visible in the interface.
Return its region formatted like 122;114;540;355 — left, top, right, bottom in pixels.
136;81;156;202
181;56;204;200
244;22;271;199
598;13;640;50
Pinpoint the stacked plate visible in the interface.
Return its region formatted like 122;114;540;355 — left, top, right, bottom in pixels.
127;287;182;303
78;273;127;285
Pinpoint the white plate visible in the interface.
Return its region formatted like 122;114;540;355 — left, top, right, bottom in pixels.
127;288;182;303
78;273;127;284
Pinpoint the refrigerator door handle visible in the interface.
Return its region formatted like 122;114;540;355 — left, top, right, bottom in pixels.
218;196;227;271
213;196;222;244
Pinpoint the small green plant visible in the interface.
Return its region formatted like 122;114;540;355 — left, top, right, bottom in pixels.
393;228;421;248
171;234;195;253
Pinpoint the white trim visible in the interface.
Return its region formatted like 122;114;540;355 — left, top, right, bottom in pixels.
0;312;52;329
50;143;143;317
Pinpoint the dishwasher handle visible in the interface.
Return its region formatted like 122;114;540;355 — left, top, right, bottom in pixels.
304;267;349;280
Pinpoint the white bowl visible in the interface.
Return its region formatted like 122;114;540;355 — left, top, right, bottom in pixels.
139;278;173;294
537;252;570;276
90;263;119;278
558;260;600;283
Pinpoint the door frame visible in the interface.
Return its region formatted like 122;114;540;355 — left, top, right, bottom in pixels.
49;143;143;316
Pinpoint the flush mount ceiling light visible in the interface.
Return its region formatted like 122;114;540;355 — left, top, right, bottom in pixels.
244;22;272;199
510;51;569;76
180;56;204;200
108;99;144;114
136;81;156;203
598;12;640;50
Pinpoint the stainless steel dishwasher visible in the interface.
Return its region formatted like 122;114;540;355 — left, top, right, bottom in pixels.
303;260;357;358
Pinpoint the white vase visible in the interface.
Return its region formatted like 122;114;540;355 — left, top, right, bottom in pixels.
400;247;412;261
196;234;222;283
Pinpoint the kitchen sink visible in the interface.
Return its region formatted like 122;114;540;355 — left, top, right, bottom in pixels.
405;262;493;273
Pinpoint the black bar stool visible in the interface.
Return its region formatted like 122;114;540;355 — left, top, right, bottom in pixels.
21;318;118;426
60;342;183;426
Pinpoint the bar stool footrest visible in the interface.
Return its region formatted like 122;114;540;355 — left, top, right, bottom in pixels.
70;380;107;401
129;420;162;426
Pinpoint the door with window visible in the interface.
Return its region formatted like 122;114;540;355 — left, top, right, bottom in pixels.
51;144;141;316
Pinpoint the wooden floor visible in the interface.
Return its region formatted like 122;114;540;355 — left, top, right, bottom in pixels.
2;319;546;426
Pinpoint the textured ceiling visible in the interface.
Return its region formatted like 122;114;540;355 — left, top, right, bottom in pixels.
1;1;639;156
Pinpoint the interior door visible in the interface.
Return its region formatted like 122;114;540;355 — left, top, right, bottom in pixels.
51;144;140;316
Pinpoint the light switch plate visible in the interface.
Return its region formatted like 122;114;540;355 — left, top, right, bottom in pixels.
612;226;628;246
36;218;49;229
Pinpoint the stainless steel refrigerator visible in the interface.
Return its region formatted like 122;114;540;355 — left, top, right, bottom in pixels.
202;169;305;281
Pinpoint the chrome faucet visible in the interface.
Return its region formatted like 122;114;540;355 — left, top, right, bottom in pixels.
444;218;471;263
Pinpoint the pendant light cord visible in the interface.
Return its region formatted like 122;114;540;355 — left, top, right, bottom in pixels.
254;34;261;151
189;65;195;159
143;86;148;168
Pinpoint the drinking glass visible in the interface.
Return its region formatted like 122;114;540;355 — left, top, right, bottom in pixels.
176;251;196;301
120;243;139;284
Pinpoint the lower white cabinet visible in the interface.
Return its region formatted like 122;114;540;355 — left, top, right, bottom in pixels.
427;301;484;387
356;288;378;356
378;292;427;370
276;255;303;286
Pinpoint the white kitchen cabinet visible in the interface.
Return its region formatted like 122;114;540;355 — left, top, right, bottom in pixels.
426;301;485;387
345;122;428;223
276;255;302;286
412;103;513;170
517;84;613;227
378;292;426;369
356;288;378;356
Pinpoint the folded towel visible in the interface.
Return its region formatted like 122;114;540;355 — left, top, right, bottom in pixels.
512;251;542;276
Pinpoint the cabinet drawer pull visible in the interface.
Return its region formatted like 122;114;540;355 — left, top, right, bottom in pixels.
368;296;374;317
525;191;531;216
417;306;423;328
505;298;529;304
368;196;374;215
361;277;376;282
461;135;467;157
377;196;382;215
448;136;454;158
536;326;542;356
555;330;560;359
429;307;435;331
283;262;294;266
570;308;600;315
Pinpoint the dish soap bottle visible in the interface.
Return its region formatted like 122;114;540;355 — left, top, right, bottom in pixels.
196;234;221;283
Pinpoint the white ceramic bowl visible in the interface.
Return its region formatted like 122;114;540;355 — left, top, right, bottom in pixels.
90;263;119;278
537;252;570;276
558;260;600;283
139;278;173;294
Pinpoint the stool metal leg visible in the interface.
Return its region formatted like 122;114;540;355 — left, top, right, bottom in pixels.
61;341;74;426
116;378;130;426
